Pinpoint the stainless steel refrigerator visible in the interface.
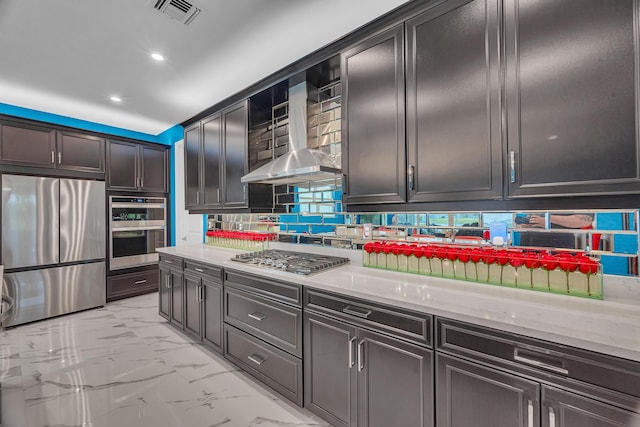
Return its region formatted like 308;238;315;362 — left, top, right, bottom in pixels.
1;174;106;327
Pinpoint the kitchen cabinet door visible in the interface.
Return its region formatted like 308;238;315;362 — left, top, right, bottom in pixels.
140;145;167;193
170;270;184;328
201;114;222;208
107;140;139;191
0;121;56;168
505;0;640;197
202;277;223;353
158;264;172;321
222;101;248;208
183;273;202;340
542;386;640;427
406;0;502;202
436;353;540;427
342;24;406;205
357;329;433;427
184;123;201;208
56;131;105;174
304;312;357;427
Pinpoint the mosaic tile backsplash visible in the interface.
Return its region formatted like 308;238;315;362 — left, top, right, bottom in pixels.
208;209;639;277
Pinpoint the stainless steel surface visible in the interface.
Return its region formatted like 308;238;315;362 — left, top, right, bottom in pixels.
241;81;341;184
549;408;556;427
528;400;534;427
357;339;364;372
342;306;372;319
349;337;357;368
109;195;166;270
1;262;106;328
60;179;105;263
231;249;349;275
110;253;159;270
248;353;266;366
513;347;569;375
2;175;60;269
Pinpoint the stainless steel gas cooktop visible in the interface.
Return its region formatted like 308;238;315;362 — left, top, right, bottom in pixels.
230;249;349;275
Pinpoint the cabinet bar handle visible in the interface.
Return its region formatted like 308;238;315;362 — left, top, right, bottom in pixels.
342;174;348;195
247;353;266;366
167;273;172;288
510;151;516;183
140;177;144;188
348;337;357;368
134;280;147;285
51;151;55;164
357;340;365;372
58;152;62;164
248;312;266;321
549;408;556;427
200;285;205;302
194;268;204;273
164;259;173;264
527;400;534;427
196;191;200;204
408;165;415;191
343;305;372;319
513;347;568;375
216;188;220;202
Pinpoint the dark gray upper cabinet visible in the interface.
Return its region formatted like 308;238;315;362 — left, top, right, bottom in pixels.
222;103;248;208
184;100;273;212
107;139;167;192
0;121;105;175
436;353;539;427
505;0;640;197
184;123;201;208
56;131;105;174
406;0;502;202
342;24;406;205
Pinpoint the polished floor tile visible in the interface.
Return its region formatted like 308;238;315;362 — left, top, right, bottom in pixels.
0;293;329;427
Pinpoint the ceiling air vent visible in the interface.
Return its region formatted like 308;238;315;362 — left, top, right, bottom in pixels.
153;0;201;25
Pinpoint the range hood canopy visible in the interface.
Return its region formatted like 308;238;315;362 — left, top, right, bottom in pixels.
241;81;341;185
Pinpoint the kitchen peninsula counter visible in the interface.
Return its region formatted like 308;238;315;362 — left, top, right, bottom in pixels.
157;243;640;362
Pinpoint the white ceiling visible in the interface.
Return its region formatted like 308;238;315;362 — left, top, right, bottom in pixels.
0;0;410;135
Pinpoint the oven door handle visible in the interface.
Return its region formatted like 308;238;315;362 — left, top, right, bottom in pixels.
112;225;166;232
111;203;166;209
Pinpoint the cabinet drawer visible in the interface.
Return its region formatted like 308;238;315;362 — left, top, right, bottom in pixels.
225;287;301;357
436;318;640;402
224;324;302;406
184;261;221;282
305;289;431;348
224;270;301;306
108;269;158;300
159;254;183;270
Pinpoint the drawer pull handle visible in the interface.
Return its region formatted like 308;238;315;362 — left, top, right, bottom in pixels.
248;312;267;321
514;347;568;375
248;353;266;366
348;337;357;368
194;268;204;272
134;280;147;285
164;259;173;264
343;305;372;319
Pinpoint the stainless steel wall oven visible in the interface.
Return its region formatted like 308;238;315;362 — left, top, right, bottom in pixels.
109;196;166;270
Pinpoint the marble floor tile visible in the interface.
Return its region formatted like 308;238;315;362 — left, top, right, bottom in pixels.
1;293;330;427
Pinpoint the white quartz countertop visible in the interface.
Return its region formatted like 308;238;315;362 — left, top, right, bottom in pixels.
158;244;640;363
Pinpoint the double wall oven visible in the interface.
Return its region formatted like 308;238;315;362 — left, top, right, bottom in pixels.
109;196;167;270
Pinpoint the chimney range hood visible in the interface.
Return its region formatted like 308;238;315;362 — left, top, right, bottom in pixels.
241;81;341;185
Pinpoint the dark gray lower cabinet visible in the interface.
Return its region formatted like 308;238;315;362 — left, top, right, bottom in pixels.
436;353;539;427
170;270;184;328
304;311;433;427
202;278;223;352
159;257;183;326
542;386;640;427
183;272;202;339
304;312;357;427
158;266;171;320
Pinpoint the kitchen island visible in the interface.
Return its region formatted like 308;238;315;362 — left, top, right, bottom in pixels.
157;243;640;427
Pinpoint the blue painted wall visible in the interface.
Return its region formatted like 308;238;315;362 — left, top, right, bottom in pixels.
0;104;184;246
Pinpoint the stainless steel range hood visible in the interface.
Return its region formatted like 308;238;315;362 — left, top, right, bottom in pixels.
241;81;341;185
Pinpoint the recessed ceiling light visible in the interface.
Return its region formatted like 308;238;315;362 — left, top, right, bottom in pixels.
151;52;165;61
110;96;122;103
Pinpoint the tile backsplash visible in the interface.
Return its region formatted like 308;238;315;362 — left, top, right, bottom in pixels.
208;209;639;277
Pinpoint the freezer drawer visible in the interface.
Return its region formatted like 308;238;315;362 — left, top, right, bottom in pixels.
1;262;106;327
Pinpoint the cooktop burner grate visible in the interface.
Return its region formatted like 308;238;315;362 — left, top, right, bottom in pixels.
230;249;349;275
